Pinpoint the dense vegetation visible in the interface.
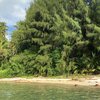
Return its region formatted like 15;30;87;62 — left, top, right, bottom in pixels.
0;0;100;77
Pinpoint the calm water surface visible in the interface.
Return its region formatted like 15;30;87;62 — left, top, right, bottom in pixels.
0;82;100;100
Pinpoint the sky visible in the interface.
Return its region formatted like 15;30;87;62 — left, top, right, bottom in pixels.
0;0;32;40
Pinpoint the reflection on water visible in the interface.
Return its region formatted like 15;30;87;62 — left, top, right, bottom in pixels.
0;82;100;100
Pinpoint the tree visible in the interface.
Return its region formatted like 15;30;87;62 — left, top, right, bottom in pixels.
0;22;8;66
8;0;100;76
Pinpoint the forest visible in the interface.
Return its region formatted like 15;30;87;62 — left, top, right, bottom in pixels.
0;0;100;77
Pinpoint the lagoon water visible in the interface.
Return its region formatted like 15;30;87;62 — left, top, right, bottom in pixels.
0;82;100;100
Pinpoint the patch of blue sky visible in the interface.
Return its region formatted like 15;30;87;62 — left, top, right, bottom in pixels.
0;0;32;40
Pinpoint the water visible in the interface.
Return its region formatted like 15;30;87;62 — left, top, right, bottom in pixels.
0;82;100;100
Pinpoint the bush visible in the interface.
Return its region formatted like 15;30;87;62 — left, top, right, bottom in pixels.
0;69;12;78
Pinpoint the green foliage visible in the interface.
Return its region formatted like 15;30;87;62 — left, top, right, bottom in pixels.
0;22;8;67
7;51;37;76
0;69;12;78
0;0;100;77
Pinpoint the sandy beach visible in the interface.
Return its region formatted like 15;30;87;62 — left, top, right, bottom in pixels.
0;77;100;86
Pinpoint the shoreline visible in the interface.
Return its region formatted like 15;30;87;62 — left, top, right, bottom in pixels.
0;77;100;86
